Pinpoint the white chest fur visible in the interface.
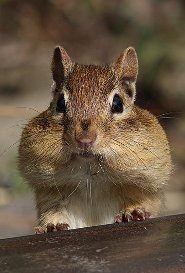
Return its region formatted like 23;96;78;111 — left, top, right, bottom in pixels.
55;157;122;229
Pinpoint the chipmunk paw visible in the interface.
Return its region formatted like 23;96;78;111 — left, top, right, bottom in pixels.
115;208;151;223
35;223;70;234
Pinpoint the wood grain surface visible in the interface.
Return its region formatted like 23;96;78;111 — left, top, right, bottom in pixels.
0;214;185;273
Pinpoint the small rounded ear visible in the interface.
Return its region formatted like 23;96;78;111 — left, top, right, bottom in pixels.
115;47;138;83
51;46;73;88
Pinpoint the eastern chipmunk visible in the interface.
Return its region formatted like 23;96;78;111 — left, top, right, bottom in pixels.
19;46;172;233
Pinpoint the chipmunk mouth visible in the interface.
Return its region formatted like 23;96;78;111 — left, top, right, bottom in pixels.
79;151;94;158
71;150;95;160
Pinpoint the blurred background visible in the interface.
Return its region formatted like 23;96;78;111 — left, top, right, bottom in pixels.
0;0;184;239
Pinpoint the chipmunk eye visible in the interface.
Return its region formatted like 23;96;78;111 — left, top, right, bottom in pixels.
56;94;66;113
111;94;123;113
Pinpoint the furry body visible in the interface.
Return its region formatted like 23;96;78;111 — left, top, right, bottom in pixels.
19;47;171;231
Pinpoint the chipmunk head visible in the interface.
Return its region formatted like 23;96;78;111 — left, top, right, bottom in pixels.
50;46;138;160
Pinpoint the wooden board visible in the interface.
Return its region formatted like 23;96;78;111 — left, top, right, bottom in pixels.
0;214;185;273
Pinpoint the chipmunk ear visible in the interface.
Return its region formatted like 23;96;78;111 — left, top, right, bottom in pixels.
51;46;73;88
115;47;138;101
115;47;138;83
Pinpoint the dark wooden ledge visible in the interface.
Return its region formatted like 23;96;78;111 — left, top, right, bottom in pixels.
0;214;185;273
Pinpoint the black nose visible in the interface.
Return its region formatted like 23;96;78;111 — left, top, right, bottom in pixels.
81;119;91;131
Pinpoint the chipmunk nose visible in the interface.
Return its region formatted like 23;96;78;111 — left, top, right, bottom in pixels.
76;133;97;149
75;120;97;149
76;137;95;149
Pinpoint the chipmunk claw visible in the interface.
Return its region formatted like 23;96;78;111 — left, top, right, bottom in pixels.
55;223;70;231
131;209;151;221
115;211;133;223
46;223;70;232
34;226;46;234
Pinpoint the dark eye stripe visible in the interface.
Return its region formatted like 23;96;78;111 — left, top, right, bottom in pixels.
56;94;66;113
111;94;123;114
